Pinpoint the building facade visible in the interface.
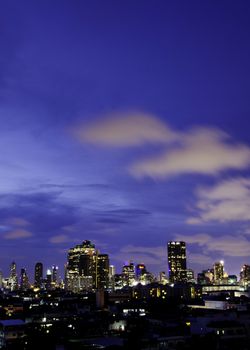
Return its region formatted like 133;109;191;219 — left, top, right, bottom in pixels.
66;240;109;291
34;262;43;288
167;241;187;283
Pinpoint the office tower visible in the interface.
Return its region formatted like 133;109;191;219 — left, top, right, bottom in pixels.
9;261;18;291
34;262;43;288
122;262;136;286
109;265;115;290
96;254;109;289
240;264;250;286
109;265;115;277
66;240;109;291
136;264;153;285
20;268;29;290
68;240;96;278
213;261;224;284
46;269;52;290
136;264;147;279
228;275;237;285
51;265;58;286
159;271;168;285
167;241;187;283
185;268;195;283
197;268;214;285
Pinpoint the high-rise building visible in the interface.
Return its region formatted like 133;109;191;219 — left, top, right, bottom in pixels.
51;265;58;287
159;271;168;285
66;240;109;291
240;264;250;286
46;269;52;290
9;261;18;291
109;265;115;290
213;261;224;284
96;254;109;289
34;262;43;288
20;268;29;290
136;264;147;279
122;262;136;286
167;241;187;283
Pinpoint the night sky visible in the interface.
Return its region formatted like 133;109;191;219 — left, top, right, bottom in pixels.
1;0;250;279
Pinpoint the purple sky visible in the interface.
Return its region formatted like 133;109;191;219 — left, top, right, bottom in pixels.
1;0;250;280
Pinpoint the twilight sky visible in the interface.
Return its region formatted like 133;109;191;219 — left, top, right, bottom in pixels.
1;0;250;279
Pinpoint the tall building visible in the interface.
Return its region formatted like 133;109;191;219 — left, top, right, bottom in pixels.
159;271;168;285
122;262;136;286
96;254;109;289
240;264;250;286
66;240;109;291
136;264;147;279
167;241;187;283
51;265;58;287
213;261;224;284
109;265;115;290
20;268;29;291
34;262;43;288
46;269;52;290
9;261;18;291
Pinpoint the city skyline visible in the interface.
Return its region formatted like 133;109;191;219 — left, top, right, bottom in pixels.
1;1;250;278
0;239;247;284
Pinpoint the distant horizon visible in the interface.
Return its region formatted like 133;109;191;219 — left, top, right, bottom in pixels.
0;238;243;282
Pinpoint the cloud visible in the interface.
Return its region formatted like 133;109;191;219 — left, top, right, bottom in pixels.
5;217;30;227
188;177;250;223
175;233;250;257
131;128;250;178
72;112;177;147
4;229;33;240
49;234;69;244
73;113;250;179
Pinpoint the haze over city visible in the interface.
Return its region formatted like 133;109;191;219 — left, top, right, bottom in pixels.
1;0;250;279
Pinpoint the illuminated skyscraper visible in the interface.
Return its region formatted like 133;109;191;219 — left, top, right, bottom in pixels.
213;261;224;284
240;264;250;286
9;261;18;291
96;254;109;289
51;265;58;287
159;271;168;285
122;262;136;286
136;264;147;279
20;268;29;291
109;265;115;290
46;269;52;290
167;241;187;283
66;240;109;291
34;262;43;288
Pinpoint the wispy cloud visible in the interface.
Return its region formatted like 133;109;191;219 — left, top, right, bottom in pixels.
187;177;250;223
4;229;33;240
5;217;30;227
131;128;250;178
73;113;250;179
49;234;69;244
72;112;177;147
